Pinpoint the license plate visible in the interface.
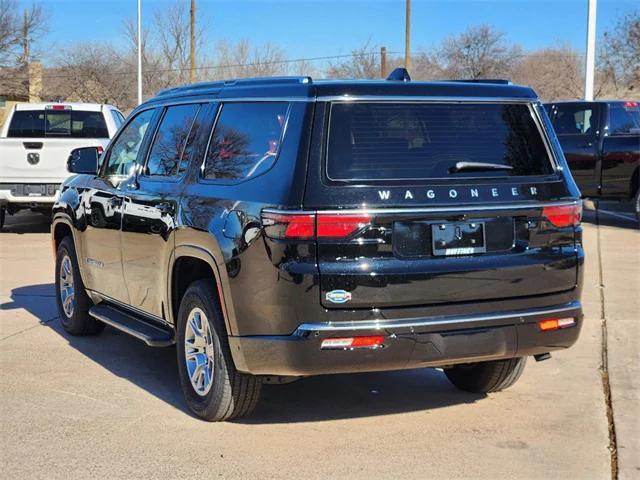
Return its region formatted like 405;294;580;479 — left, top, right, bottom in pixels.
432;221;486;256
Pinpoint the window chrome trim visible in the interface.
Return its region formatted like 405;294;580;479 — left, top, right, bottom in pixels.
294;301;581;333
316;95;536;103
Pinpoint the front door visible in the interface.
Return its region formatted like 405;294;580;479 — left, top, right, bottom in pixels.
120;103;204;318
80;108;157;303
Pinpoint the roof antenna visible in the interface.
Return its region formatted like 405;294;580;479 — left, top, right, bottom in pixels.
386;67;411;82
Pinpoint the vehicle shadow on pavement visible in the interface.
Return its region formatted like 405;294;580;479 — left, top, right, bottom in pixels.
2;283;486;422
1;211;51;234
582;200;639;231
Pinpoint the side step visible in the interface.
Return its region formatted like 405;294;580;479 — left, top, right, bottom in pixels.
89;303;175;347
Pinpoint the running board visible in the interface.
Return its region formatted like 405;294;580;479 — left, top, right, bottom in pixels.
89;304;175;347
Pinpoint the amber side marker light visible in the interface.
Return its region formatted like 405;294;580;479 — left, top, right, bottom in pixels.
321;336;385;350
538;317;576;331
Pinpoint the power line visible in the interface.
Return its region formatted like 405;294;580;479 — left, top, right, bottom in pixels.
0;49;405;82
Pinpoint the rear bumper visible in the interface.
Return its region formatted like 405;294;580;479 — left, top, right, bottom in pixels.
229;301;583;376
0;184;61;206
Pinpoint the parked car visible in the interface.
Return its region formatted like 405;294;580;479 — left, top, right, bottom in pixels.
52;72;584;421
0;102;124;228
544;100;640;217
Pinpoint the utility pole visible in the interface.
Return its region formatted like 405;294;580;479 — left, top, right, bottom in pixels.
584;0;597;100
404;0;411;71
137;0;142;105
380;46;387;78
190;0;196;83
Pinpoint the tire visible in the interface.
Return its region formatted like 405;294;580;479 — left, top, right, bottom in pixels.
634;189;639;222
55;236;104;336
0;207;5;230
444;357;527;393
176;279;261;421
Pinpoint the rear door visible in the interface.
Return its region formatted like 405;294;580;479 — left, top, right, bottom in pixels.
547;102;601;196
601;101;640;197
305;101;580;310
120;103;205;317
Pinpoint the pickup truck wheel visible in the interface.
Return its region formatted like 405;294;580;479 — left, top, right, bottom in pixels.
176;280;261;421
55;237;104;336
444;357;526;393
0;207;5;230
634;189;640;221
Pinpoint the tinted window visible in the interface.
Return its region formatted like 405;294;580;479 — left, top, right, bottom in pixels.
146;104;200;177
103;109;154;177
111;110;125;128
7;109;109;138
202;102;288;181
327;102;553;180
608;104;640;135
552;105;597;135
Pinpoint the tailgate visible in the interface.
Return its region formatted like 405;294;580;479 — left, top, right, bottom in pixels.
317;202;580;309
0;138;108;183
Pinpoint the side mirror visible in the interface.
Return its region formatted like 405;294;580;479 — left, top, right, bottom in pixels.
67;147;100;174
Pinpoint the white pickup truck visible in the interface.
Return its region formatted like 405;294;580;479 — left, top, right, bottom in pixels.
0;102;124;228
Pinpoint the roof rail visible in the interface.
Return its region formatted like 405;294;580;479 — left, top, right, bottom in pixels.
448;79;512;85
156;76;313;97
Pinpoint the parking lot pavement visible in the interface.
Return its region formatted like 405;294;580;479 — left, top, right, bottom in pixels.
0;208;637;480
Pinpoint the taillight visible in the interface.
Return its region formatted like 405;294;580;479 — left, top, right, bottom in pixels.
542;204;582;228
623;101;638;108
539;317;576;331
97;146;104;155
262;212;314;239
262;211;371;240
316;214;370;238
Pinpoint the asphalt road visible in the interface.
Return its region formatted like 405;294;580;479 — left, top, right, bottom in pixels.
1;204;637;479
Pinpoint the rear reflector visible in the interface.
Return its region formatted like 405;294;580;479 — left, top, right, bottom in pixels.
539;317;576;331
542;204;582;228
321;335;385;350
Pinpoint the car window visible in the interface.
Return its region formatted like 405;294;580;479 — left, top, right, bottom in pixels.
7;109;109;138
327;102;553;180
552;105;597;136
202;102;288;181
608;103;640;135
146;104;201;177
110;110;125;129
103;109;155;177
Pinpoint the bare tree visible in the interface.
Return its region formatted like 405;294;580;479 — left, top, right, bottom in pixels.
15;2;47;64
211;39;288;79
0;0;18;66
326;43;381;79
435;25;521;79
597;9;639;98
511;46;583;101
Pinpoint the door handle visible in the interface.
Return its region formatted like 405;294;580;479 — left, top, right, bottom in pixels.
107;196;122;207
156;202;174;215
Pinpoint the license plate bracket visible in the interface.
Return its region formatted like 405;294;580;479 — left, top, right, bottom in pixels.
432;221;486;256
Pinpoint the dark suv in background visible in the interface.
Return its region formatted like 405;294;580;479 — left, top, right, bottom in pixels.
53;71;584;421
545;100;640;217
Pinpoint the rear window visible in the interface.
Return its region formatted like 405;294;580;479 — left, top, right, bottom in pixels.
7;109;109;138
326;102;554;181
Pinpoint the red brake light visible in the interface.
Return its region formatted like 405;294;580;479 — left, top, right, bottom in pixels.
46;104;71;111
96;146;104;154
262;211;372;240
542;204;582;228
624;101;638;108
262;213;314;239
316;214;370;238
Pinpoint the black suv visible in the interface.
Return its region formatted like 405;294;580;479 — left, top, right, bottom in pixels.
52;71;584;421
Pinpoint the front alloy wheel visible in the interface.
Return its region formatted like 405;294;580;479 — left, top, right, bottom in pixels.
59;254;75;319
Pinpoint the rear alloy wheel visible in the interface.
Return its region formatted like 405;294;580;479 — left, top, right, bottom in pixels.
444;357;527;393
176;280;261;421
55;237;104;336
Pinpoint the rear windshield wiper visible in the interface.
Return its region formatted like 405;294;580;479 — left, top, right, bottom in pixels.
449;161;514;174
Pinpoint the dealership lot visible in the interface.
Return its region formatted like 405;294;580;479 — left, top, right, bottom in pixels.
1;205;637;479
